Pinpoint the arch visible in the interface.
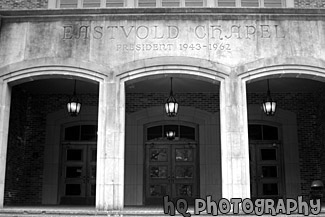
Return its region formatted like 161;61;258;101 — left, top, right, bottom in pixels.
125;106;221;205
115;56;230;84
0;58;106;206
237;56;325;82
0;57;109;85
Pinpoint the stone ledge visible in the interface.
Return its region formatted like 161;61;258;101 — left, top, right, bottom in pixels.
1;7;325;19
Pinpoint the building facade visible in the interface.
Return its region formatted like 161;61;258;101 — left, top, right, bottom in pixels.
0;0;325;211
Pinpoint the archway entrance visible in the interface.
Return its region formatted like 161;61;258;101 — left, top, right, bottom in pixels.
245;75;325;200
4;78;99;206
123;73;222;206
144;124;198;205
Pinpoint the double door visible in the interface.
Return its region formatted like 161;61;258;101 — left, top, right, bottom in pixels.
60;143;97;205
145;143;198;205
250;141;284;200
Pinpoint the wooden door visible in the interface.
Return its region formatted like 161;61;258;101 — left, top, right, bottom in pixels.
145;142;198;205
60;144;96;205
250;141;284;200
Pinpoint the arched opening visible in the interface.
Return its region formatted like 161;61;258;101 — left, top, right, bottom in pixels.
123;74;221;206
246;75;325;200
4;77;99;206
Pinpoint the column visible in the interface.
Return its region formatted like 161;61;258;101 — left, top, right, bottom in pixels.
219;74;250;199
0;80;11;208
96;78;125;210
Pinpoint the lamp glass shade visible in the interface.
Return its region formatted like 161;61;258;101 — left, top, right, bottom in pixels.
166;131;176;140
67;96;81;116
262;100;276;116
165;95;179;117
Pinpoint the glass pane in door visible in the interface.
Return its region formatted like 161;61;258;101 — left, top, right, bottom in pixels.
150;166;168;178
67;149;83;161
263;183;278;195
66;184;82;196
175;166;193;178
66;166;83;178
262;166;278;178
175;149;193;161
176;184;193;197
150;148;168;161
150;185;168;197
261;149;276;161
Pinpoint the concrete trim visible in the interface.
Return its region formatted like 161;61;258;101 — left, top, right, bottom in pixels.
116;56;229;83
0;80;11;208
0;58;109;85
2;8;325;18
237;57;325;82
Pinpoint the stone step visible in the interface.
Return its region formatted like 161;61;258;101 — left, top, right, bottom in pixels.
0;207;322;217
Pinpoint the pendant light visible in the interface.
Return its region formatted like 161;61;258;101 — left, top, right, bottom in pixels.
166;131;176;140
261;79;276;116
165;77;179;117
67;80;82;117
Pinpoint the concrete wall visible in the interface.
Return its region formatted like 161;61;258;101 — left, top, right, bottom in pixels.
2;8;325;208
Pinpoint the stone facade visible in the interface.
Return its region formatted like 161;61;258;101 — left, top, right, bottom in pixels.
1;5;325;210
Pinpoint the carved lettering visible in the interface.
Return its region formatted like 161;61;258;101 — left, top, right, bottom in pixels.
116;43;174;51
76;26;90;39
195;25;206;39
61;23;286;44
136;26;149;39
63;25;73;39
120;26;134;38
246;25;256;39
211;25;223;40
275;25;285;38
168;26;179;39
225;25;242;39
154;25;164;39
260;25;271;38
93;26;103;39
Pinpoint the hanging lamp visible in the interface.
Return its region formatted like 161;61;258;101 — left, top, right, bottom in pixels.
166;131;176;140
165;77;179;117
261;79;276;116
67;80;82;117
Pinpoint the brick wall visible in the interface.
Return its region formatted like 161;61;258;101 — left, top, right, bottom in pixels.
247;92;322;198
4;86;98;205
4;86;324;204
126;92;219;114
315;87;325;192
4;88;29;204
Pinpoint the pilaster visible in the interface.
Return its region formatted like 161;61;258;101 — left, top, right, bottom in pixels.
219;74;250;199
96;78;125;210
0;80;11;208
